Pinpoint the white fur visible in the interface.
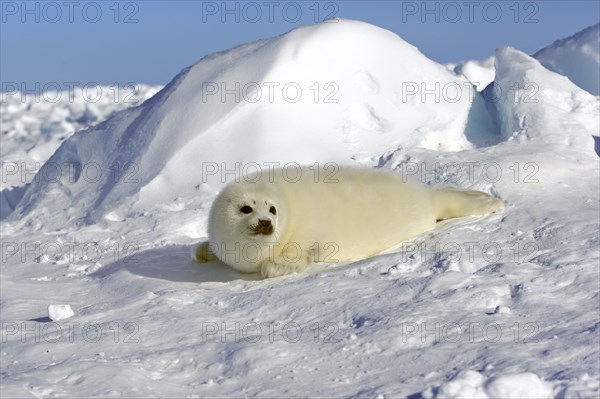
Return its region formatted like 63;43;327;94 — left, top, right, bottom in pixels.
193;165;503;278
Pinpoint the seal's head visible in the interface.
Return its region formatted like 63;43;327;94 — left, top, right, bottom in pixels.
207;180;287;272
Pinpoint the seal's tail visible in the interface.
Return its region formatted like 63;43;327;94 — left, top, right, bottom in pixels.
431;189;504;221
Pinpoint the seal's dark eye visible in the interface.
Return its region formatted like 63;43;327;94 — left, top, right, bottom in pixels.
240;205;253;214
269;206;277;215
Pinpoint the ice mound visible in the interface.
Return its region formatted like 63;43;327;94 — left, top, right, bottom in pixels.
485;46;598;153
534;23;600;96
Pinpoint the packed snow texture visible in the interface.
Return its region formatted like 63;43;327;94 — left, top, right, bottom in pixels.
1;19;599;398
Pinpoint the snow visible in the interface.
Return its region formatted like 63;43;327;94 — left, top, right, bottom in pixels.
422;370;553;399
9;19;500;231
47;304;75;321
490;45;598;149
1;18;599;398
494;305;511;315
534;23;600;96
0;84;161;219
447;56;496;92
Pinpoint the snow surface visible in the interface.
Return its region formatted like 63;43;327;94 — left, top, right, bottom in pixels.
1;19;599;398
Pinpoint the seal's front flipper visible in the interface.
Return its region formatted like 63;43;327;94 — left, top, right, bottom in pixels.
432;189;504;221
191;241;219;263
260;259;310;278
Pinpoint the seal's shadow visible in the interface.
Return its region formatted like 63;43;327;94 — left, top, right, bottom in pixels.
91;244;261;283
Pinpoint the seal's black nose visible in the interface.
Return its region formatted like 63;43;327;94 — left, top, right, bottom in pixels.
258;219;272;228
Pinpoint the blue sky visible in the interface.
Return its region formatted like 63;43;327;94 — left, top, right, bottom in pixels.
1;1;599;88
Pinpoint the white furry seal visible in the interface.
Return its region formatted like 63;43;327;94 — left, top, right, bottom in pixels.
192;165;503;278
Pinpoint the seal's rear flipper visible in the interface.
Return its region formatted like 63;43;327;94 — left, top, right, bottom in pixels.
431;189;504;221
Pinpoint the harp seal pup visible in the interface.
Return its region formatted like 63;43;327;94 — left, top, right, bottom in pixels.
192;165;503;278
